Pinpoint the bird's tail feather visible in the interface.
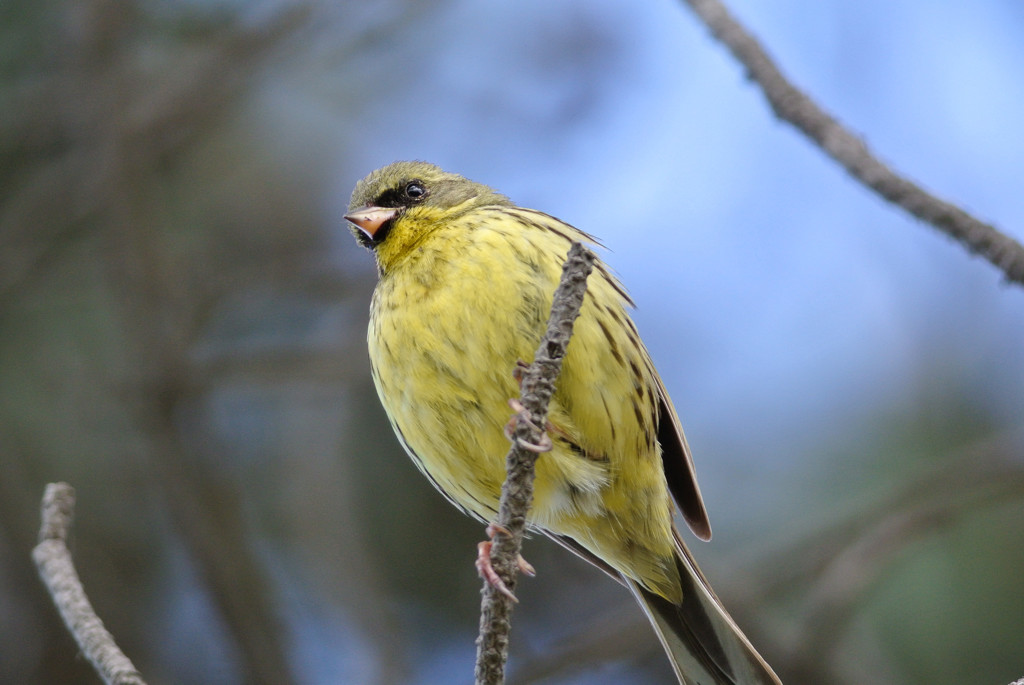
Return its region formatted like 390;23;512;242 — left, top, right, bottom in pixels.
624;532;781;685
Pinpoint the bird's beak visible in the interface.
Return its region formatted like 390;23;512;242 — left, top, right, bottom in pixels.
345;206;399;239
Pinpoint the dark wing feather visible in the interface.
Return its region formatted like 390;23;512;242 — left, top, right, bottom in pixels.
626;529;783;685
654;373;712;541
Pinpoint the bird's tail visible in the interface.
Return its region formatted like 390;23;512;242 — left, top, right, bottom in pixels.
624;531;782;685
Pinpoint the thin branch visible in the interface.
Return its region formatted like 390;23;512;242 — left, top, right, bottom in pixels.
474;242;596;685
680;0;1024;286
32;483;147;685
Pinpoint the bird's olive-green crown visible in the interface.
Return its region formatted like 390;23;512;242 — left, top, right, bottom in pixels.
347;161;511;252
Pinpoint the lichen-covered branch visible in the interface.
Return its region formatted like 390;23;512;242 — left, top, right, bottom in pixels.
32;483;147;685
474;242;596;685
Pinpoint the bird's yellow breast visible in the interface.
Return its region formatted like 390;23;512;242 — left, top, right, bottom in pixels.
368;206;680;599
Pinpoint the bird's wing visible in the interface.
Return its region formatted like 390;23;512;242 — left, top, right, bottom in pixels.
626;528;783;685
546;527;782;685
653;367;712;541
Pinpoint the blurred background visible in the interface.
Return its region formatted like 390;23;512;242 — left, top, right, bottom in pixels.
2;0;1023;683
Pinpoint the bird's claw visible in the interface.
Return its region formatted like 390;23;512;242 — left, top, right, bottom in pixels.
476;524;537;602
503;399;554;452
512;360;530;388
476;540;518;602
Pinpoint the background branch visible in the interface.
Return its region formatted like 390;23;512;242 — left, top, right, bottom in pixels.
680;0;1024;286
32;483;147;685
474;242;596;685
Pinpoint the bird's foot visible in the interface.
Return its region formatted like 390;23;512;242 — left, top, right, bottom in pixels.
475;523;536;602
503;399;553;452
512;360;531;389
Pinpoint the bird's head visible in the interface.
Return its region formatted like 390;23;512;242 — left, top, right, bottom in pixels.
346;161;510;273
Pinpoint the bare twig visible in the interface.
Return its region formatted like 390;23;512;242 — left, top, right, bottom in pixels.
680;0;1024;286
32;483;147;685
474;242;596;685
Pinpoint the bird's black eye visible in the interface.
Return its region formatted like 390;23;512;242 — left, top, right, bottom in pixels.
404;182;426;201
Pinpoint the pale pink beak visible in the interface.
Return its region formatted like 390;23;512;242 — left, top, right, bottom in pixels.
344;206;399;239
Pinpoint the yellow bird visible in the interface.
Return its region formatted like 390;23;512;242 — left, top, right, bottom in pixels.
346;161;781;685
